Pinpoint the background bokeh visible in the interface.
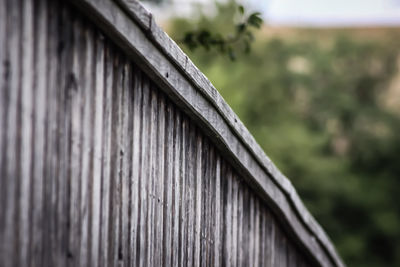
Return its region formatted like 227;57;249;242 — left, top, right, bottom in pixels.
145;1;400;266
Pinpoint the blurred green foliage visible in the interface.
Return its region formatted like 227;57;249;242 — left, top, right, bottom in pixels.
178;5;262;60
167;1;400;266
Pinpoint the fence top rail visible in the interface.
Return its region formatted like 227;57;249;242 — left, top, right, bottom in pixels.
69;0;345;266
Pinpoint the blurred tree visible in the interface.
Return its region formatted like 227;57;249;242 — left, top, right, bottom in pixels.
177;5;262;60
141;0;263;60
167;2;400;267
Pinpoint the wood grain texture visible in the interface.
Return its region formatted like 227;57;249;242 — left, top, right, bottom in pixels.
68;0;344;266
0;0;342;266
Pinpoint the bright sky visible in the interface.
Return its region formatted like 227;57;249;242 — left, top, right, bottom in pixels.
265;0;400;26
144;0;400;27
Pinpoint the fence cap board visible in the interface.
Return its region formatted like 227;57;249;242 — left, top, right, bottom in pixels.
69;0;345;266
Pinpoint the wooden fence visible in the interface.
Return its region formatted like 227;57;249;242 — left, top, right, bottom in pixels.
0;0;344;266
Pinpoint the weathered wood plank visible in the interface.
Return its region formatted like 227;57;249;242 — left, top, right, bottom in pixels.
138;74;149;267
162;98;174;266
78;21;95;267
90;30;105;267
55;5;74;267
119;59;131;267
45;1;62;265
185;120;195;267
213;154;222;267
194;130;202;267
130;64;141;267
18;0;34;265
2;0;21;266
0;0;6;260
31;0;49;265
171;105;181;267
67;14;84;266
98;40;114;267
110;53;123;267
178;115;188;267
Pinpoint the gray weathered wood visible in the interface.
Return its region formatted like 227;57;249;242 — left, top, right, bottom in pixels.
0;0;344;266
66;0;343;266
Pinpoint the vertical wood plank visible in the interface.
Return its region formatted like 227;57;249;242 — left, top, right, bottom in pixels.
118;59;130;267
110;53;123;267
178;116;187;267
78;21;95;267
138;74;150;267
130;65;142;267
242;187;251;267
162;98;174;266
224;164;233;267
213;155;222;267
199;137;208;267
194;129;203;267
67;13;84;266
2;0;21;265
185;121;195;267
45;1;62;265
55;4;73;267
147;84;157;267
254;198;261;266
18;0;34;265
99;41;113;267
31;0;48;265
90;30;105;267
237;180;244;267
231;173;239;267
0;0;6;260
259;206;267;267
207;145;216;267
171;108;181;267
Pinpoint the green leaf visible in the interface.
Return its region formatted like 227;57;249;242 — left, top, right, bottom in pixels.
247;12;263;28
182;32;198;50
236;23;246;34
197;30;212;49
238;5;245;15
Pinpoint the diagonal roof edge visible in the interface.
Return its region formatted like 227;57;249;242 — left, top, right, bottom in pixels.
69;0;345;266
